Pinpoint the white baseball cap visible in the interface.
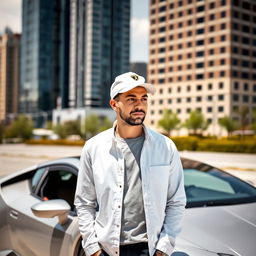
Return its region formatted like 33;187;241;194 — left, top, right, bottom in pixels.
110;72;156;99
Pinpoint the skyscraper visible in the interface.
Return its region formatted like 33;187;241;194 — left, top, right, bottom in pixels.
148;0;256;135
0;28;20;123
20;0;70;125
69;0;130;108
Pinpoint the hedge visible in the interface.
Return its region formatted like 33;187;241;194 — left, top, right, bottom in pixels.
171;137;256;153
26;137;256;153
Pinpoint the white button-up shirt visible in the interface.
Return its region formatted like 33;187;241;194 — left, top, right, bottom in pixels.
74;126;186;256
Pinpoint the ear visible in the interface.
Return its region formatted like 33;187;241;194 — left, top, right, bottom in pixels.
109;99;118;111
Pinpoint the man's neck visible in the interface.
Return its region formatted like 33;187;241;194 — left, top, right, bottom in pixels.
116;122;144;139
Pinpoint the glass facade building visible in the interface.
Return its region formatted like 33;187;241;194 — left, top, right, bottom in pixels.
20;0;70;125
69;0;130;108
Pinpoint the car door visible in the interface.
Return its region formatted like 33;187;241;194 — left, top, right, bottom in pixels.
7;164;78;256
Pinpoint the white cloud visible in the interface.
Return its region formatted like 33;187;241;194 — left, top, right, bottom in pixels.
0;0;21;33
130;18;149;63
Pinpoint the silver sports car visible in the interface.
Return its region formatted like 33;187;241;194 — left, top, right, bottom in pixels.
0;157;255;256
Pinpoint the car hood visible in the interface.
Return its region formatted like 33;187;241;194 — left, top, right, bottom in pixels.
175;202;256;255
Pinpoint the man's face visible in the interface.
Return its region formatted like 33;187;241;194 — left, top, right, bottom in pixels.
110;86;148;126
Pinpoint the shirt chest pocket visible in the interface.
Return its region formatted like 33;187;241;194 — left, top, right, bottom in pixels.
149;165;170;189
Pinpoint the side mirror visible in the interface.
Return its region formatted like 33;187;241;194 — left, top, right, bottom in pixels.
31;199;71;225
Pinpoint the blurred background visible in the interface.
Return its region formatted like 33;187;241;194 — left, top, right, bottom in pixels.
0;0;255;184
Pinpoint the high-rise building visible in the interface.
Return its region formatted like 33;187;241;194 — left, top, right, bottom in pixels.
20;0;70;125
148;0;256;135
69;0;130;108
130;62;147;80
0;28;20;123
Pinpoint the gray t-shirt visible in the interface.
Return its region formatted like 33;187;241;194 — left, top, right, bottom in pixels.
116;134;147;245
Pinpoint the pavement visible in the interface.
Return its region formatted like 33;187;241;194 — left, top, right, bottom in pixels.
0;143;256;186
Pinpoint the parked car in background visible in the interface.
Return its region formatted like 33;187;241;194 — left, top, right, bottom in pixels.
0;157;255;256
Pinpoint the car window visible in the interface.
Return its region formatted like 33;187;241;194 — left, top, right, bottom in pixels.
31;167;46;193
185;169;234;194
182;159;256;208
37;168;77;211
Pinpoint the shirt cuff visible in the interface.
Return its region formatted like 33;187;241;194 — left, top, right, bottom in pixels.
84;242;101;256
156;236;175;256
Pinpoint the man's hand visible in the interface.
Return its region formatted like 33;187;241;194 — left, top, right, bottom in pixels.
91;250;103;256
154;250;168;256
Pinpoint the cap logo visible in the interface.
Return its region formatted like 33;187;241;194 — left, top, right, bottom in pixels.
131;74;139;81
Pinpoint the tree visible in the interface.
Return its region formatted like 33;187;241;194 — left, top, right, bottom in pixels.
158;109;181;136
235;106;250;139
53;120;82;139
5;115;34;141
184;110;208;135
218;116;237;137
251;109;256;132
84;115;112;139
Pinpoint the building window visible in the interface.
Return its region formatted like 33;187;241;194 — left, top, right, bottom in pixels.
177;86;181;92
159;99;163;104
209;72;214;78
197;5;205;12
207;107;212;112
196;39;204;46
209;14;215;20
209;25;215;32
208;84;213;90
159;6;166;12
159;88;163;94
219;82;224;89
186;98;191;102
244;83;249;90
209;49;214;55
234;82;239;90
220;47;226;53
197;17;204;23
196;51;204;57
209;2;215;9
221;11;226;18
196;96;202;102
208;95;213;101
221;35;226;41
196;62;204;68
187;108;191;113
209;37;215;43
177;98;181;103
208;60;214;66
196;74;204;79
220;59;225;65
243;95;249;102
168;99;172;104
220;71;225;77
218;95;224;100
233;94;239;101
159;37;166;43
218;106;224;112
197;28;204;35
159;16;166;22
197;85;202;91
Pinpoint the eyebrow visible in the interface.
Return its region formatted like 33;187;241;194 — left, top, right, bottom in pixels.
125;94;148;98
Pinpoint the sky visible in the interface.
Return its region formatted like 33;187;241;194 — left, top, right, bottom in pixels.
0;0;149;63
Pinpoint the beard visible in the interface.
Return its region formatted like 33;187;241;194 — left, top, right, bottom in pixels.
119;109;146;126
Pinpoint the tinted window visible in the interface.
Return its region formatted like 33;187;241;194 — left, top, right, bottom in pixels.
182;158;256;208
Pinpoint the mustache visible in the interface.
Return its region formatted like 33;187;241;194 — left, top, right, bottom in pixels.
130;109;146;114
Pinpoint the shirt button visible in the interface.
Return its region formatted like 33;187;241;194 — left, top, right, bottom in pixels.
115;252;118;254
118;205;121;208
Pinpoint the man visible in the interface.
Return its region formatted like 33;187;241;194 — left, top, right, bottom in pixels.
75;72;186;256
